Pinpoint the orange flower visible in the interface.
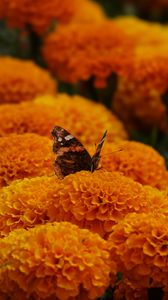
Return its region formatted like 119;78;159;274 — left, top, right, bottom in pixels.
0;222;113;300
71;0;106;24
0;57;56;104
43;21;135;87
115;17;168;46
114;281;148;300
0;0;78;34
47;171;168;237
0;133;54;187
0;171;167;238
113;18;168;131
0;94;128;145
0;176;58;236
108;212;168;292
0;0;105;34
89;141;168;190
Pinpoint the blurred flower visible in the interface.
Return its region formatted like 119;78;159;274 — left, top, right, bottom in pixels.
0;133;54;187
115;16;168;45
0;0;105;35
0;57;56;104
0;94;128;144
71;0;106;24
113;17;168;131
43;21;135;87
114;281;148;300
0;171;167;238
0;222;112;300
0;0;78;34
108;212;168;293
89;140;168;190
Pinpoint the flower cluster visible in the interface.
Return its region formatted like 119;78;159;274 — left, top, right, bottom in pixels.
1;170;167;238
0;0;105;34
43;21;135;87
89;140;168;190
0;57;56;104
113;17;168;131
0;222;113;300
0;133;54;187
0;94;128;144
46;170;168;237
108;212;168;293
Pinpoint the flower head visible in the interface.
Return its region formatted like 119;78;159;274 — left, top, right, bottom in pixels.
108;212;168;292
43;21;135;87
89;140;168;190
0;0;105;35
0;176;58;236
113;18;168;131
0;57;56;104
0;0;79;34
0;133;54;187
71;0;106;24
0;222;112;299
0;171;167;238
0;94;128;145
47;171;168;237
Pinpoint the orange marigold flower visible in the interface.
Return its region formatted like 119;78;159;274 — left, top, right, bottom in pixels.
0;171;167;238
0;176;58;237
114;281;148;300
0;94;128;144
0;56;56;104
0;133;54;187
0;0;105;34
115;17;168;46
0;0;78;34
112;19;168;131
108;212;168;292
43;21;135;88
0;222;113;300
71;0;106;24
89;140;168;190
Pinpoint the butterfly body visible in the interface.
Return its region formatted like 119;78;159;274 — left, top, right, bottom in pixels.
51;126;107;179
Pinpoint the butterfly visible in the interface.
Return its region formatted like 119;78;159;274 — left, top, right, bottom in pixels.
51;126;107;179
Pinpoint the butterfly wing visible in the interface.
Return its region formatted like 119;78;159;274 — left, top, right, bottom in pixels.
51;126;92;179
91;130;107;172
